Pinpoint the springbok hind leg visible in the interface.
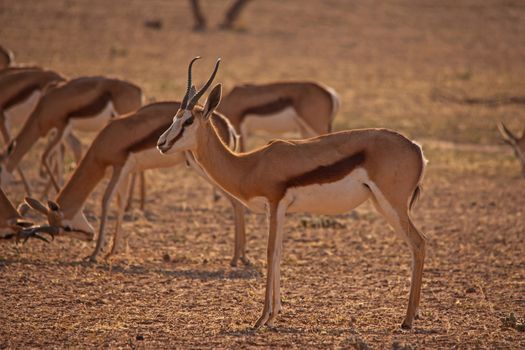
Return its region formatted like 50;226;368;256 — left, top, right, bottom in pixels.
106;172;131;260
369;189;426;329
87;165;125;262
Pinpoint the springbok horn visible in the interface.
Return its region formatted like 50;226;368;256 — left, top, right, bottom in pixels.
181;56;201;109
188;58;221;109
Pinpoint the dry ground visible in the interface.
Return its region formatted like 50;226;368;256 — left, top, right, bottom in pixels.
1;0;524;348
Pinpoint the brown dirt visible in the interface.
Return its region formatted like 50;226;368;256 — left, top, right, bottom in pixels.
1;0;524;348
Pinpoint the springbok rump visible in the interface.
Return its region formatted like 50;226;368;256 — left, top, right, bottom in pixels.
157;57;428;330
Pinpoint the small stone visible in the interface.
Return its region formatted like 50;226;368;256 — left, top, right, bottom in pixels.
163;253;171;262
136;334;144;341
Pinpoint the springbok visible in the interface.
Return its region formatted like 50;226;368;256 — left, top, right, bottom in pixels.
218;81;339;150
0;186;56;242
24;100;248;264
0;76;143;194
157;58;427;329
0;46;14;69
498;122;525;176
0;67;65;194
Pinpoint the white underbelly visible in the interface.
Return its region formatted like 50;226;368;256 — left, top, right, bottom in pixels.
285;168;370;215
70;101;115;132
241;106;300;136
5;89;42;127
131;148;185;172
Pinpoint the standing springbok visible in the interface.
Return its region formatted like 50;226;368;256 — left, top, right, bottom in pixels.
498;122;525;176
0;76;143;193
218;81;339;150
157;58;427;329
0;187;56;242
0;46;14;69
24;99;247;264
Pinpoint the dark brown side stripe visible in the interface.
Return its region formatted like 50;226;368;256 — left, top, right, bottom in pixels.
68;92;112;119
4;84;40;110
241;97;293;119
128;122;173;153
284;151;366;189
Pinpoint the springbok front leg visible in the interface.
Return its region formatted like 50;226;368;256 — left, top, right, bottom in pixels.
254;201;286;329
225;193;247;266
40;126;67;193
0;110;32;195
64;131;83;165
88;164;126;262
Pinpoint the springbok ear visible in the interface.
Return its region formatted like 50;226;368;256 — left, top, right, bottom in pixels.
47;200;60;212
24;197;49;216
202;84;222;121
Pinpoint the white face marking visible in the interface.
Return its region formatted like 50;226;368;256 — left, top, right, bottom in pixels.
241;106;299;137
157;110;196;154
285;168;371;215
5;89;42;126
70;101;115;132
62;211;95;241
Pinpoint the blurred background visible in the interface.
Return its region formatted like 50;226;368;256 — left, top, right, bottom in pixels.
2;0;524;143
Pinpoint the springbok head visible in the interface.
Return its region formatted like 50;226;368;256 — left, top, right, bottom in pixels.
498;122;525;177
23;197;94;241
157;57;222;154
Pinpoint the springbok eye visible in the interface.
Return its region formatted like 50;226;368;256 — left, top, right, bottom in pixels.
183;117;194;127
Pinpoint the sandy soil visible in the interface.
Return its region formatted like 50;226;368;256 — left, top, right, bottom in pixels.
1;0;524;348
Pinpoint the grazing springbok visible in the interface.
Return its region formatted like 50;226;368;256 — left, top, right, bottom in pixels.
24;99;247;264
157;58;427;329
0;67;65;194
0;186;56;242
218;81;339;150
498;122;525;176
0;76;143;194
0;46;14;69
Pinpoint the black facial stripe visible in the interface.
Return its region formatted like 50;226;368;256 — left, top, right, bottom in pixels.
183;117;194;126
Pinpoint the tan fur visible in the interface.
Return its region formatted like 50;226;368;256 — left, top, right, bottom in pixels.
30;101;247;264
158;82;427;330
218;81;339;149
0;76;142;192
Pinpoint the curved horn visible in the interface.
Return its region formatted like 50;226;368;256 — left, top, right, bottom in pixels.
181;56;201;109
188;58;221;109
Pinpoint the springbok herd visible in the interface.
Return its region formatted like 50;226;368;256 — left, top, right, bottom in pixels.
0;45;521;330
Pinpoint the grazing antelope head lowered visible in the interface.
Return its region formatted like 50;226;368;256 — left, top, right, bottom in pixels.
157;57;221;154
498;122;525;176
23;197;94;242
